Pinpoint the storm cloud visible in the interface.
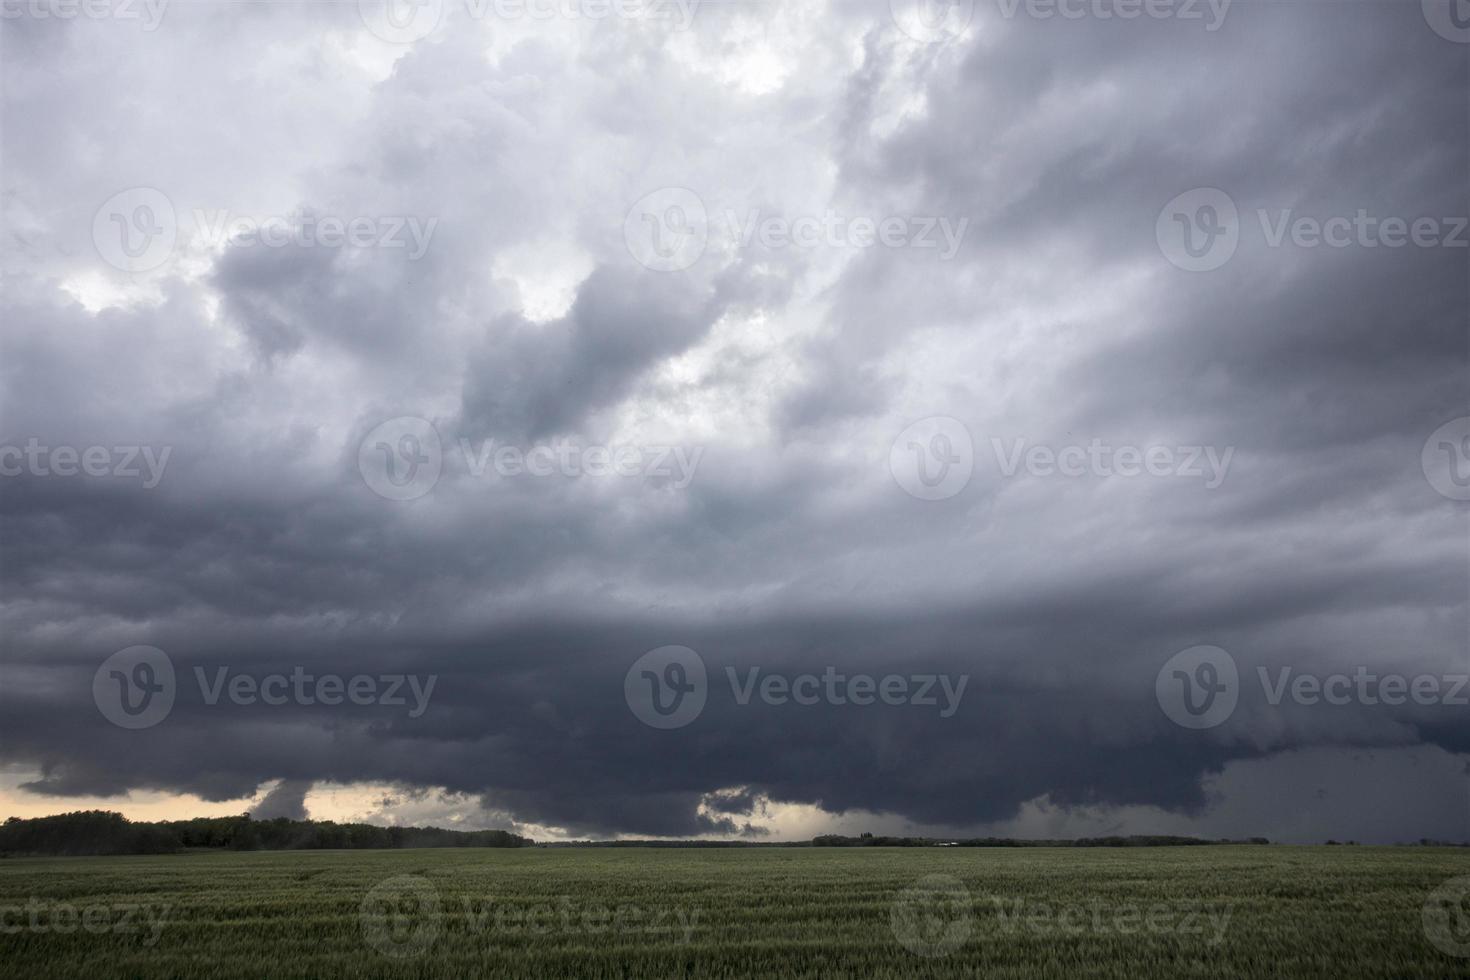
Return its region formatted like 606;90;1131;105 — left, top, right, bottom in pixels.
0;0;1465;842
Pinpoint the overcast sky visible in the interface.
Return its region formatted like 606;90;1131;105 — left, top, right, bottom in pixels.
1;0;1466;843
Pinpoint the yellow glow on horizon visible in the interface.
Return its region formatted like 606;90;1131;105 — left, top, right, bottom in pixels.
0;768;262;823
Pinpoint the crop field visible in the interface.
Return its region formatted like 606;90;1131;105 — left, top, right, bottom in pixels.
0;846;1467;979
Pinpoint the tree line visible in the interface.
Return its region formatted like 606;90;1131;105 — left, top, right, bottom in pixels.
0;810;533;856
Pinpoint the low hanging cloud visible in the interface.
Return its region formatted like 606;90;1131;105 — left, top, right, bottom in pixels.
249;779;313;822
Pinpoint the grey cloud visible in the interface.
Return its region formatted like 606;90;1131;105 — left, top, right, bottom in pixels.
249;779;313;821
460;266;726;440
0;0;1465;843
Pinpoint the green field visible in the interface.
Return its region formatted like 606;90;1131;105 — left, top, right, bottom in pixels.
1;846;1467;978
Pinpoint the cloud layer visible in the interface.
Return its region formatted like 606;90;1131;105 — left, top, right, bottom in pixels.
1;0;1466;841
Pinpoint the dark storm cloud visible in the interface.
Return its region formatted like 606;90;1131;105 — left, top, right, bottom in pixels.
0;0;1465;841
2;596;1464;836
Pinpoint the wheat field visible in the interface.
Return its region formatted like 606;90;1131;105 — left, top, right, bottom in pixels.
1;846;1467;978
